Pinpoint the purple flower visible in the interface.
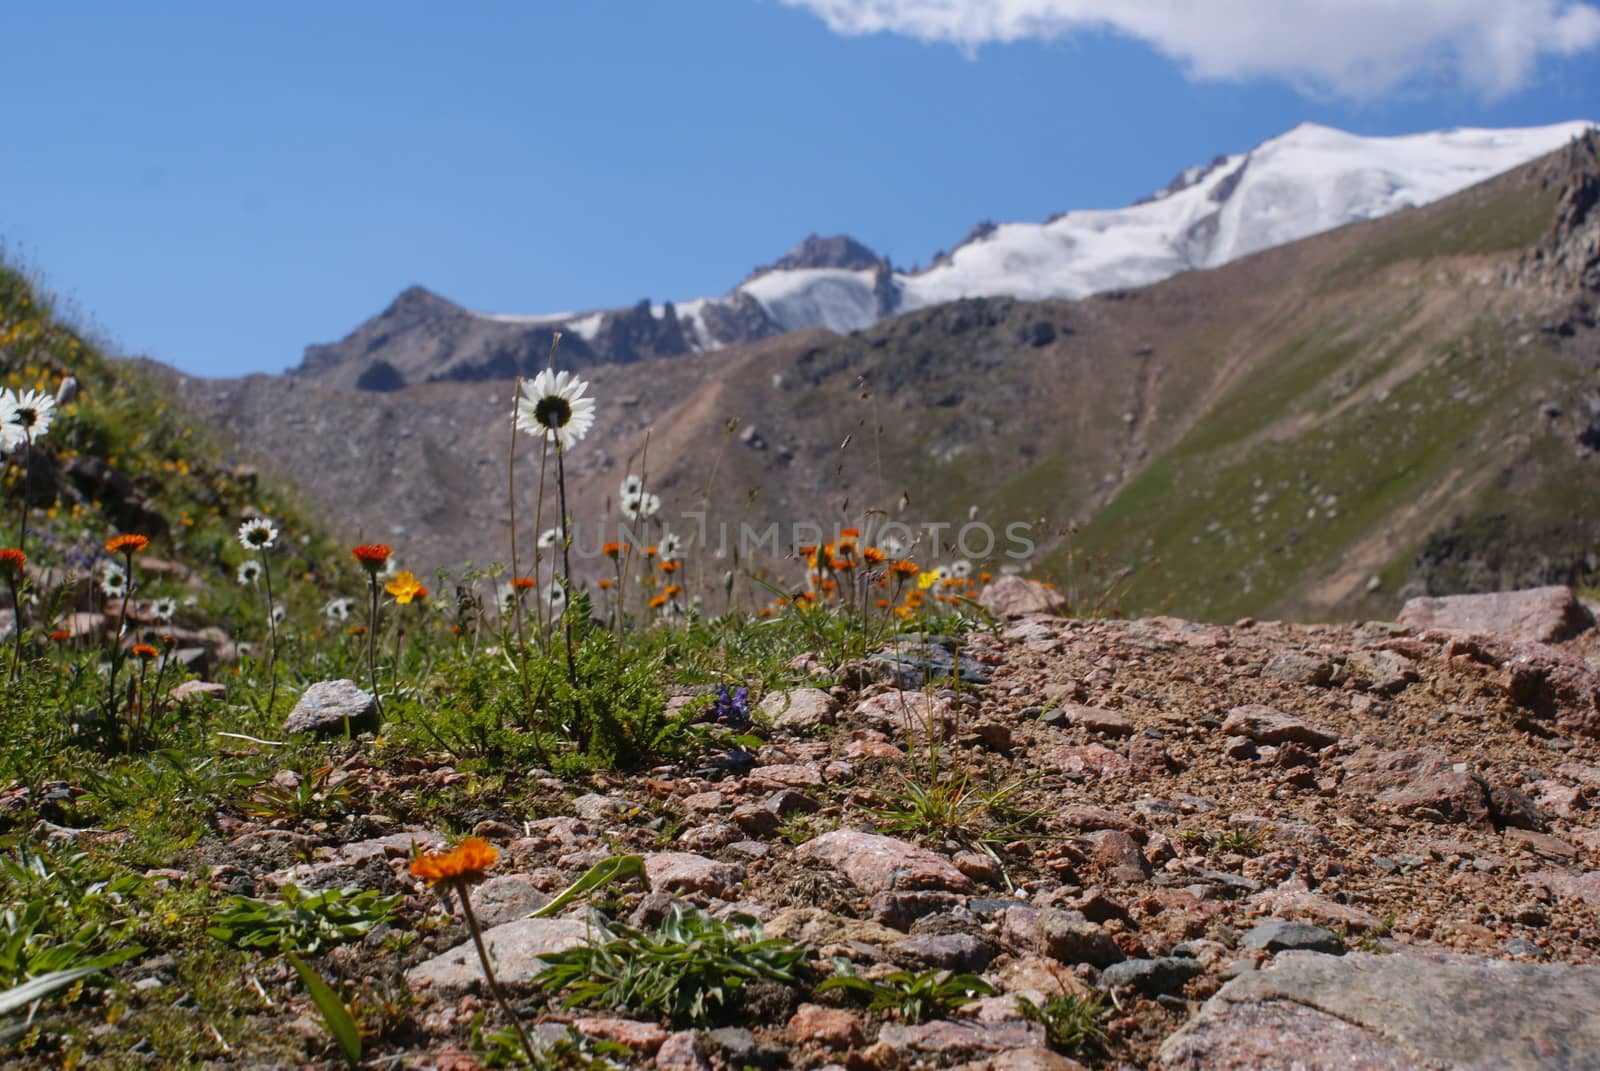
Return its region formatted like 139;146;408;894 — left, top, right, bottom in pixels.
710;685;751;729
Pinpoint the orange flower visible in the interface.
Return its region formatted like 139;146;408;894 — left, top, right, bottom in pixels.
348;625;368;637
511;576;537;591
889;560;920;578
659;559;681;574
602;541;627;559
797;544;818;557
352;544;392;572
645;545;659;559
49;629;71;642
386;570;426;604
648;594;668;609
875;598;890;609
829;557;854;571
105;533;149;555
409;837;499;888
597;577;615;589
0;547;24;576
979;571;993;583
663;584;683;598
130;642;160;659
819;579;837;593
862;547;886;564
839;527;860;541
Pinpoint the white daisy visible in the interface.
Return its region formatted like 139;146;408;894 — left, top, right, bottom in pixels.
621;491;661;522
152;597;178;622
99;562;127;597
271;605;286;625
658;531;684;561
237;517;279;551
949;559;973;579
537;526;565;549
236;560;262;586
3;388;55;443
543;584;568;619
495;581;519;614
0;392;19;453
324;597;354;622
620;474;644;500
516;369;596;450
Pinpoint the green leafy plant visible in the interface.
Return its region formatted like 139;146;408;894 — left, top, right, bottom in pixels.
208;884;400;954
473;1022;630;1070
287;951;363;1068
530;855;646;919
532;906;806;1027
1213;828;1264;856
1016;992;1109;1054
817;961;996;1023
241;764;356;822
0;848;146;988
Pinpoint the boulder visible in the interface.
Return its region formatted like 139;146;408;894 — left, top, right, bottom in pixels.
1398;585;1594;645
406;917;592;996
283;680;380;736
758;688;838;732
1160;950;1600;1070
978;576;1065;617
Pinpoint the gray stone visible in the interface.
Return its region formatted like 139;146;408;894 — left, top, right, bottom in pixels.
1065;704;1137;736
571;794;630;823
469;874;552;928
876;1020;1044;1061
1038;909;1123;968
1241;920;1344;954
642;852;745;897
892;932;996;972
1221;705;1338;749
1263;651;1334;686
1159;950;1600;1070
406;917;592;996
283;679;379;736
870;637;991;688
1399;586;1594;645
757;688;838;732
1100;956;1204;995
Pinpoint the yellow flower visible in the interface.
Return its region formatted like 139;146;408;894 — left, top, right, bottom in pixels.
386;570;426;604
916;569;943;591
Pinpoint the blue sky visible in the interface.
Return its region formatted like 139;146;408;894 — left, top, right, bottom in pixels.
2;1;1596;377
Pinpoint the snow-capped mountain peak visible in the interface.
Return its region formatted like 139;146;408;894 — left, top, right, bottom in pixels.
305;120;1594;389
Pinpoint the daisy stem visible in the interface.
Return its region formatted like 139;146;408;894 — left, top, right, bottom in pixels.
365;575;384;722
14;431;32;559
532;439;550;642
506;377;533;712
260;551;279;717
620;430;652;628
104;552;136;750
134;657;151;748
453;882;538;1066
5;573;22;683
149;641;174;736
554;444;577;682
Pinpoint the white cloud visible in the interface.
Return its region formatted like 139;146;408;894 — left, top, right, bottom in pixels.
783;0;1600;98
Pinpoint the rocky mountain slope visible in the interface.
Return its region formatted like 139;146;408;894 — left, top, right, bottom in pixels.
173;130;1600;623
37;582;1600;1070
292;121;1591;393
